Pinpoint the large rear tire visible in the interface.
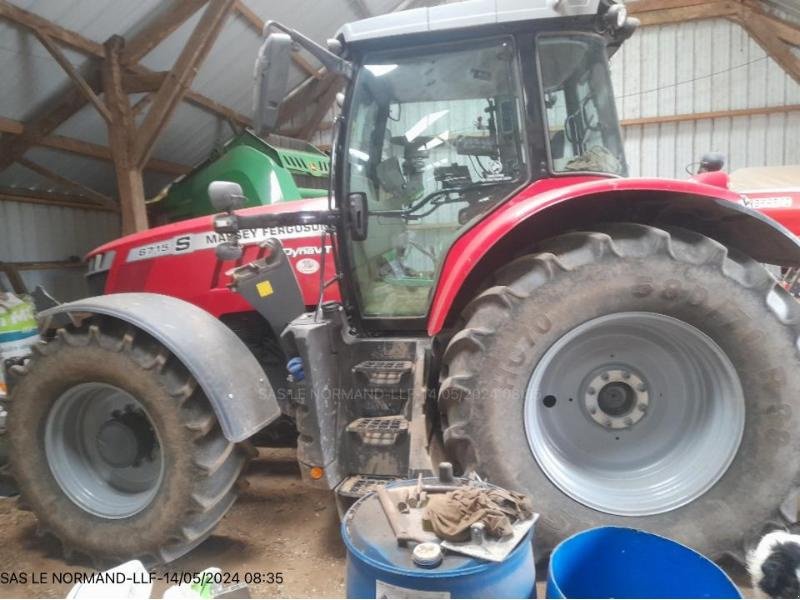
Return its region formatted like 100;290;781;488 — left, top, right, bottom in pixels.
440;223;800;561
7;318;249;564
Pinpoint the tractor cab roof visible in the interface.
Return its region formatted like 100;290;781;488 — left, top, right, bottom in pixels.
337;0;602;44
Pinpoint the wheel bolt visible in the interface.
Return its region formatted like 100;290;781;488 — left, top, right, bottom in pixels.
604;419;612;428
637;383;647;392
625;417;633;426
589;407;597;415
601;373;610;381
588;387;596;395
638;402;647;412
622;371;631;379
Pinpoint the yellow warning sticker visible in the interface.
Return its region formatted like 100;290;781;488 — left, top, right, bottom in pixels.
256;281;274;297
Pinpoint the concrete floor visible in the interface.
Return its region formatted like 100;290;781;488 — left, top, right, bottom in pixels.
0;448;346;598
0;448;751;599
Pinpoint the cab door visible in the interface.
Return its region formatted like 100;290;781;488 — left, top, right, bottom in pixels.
338;36;530;329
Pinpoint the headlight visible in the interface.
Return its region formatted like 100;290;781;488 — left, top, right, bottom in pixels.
86;250;116;275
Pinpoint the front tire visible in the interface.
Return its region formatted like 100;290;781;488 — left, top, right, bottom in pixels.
440;223;800;560
8;318;249;564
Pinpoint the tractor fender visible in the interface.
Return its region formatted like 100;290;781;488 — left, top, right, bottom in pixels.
428;175;800;335
38;292;280;442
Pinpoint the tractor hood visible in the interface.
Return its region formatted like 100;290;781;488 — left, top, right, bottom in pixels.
88;196;331;262
85;196;338;316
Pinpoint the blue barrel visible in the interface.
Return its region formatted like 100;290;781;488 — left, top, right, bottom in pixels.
547;527;741;599
342;479;536;599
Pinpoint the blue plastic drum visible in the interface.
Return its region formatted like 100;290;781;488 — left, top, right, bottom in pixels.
342;479;536;599
547;527;741;599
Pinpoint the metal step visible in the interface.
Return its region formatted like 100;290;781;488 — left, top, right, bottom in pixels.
352;360;413;386
346;415;409;446
336;474;397;499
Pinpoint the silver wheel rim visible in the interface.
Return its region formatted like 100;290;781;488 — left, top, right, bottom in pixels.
45;382;164;519
524;312;745;516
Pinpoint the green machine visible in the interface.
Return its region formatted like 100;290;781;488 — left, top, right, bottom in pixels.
150;131;330;223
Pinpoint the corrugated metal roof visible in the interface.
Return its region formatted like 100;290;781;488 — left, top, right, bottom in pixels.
763;0;800;23
0;0;423;200
0;0;798;200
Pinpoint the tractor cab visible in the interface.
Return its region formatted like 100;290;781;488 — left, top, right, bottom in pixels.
337;15;631;323
233;0;639;330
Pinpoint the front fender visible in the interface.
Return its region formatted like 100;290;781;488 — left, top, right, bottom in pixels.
428;176;800;335
39;293;280;442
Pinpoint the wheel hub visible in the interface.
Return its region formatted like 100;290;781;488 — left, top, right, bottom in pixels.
524;311;745;516
95;407;157;469
45;383;164;519
585;369;648;429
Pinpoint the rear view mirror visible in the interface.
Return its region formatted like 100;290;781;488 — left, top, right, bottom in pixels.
253;33;292;135
209;181;247;212
346;192;369;242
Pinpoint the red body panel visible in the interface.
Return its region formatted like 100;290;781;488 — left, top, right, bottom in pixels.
740;189;800;238
91;176;800;336
90;198;340;317
426;176;744;335
689;171;800;237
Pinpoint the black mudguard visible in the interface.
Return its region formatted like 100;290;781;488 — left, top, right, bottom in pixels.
38;293;280;442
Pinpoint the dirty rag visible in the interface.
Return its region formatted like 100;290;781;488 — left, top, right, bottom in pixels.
424;486;533;542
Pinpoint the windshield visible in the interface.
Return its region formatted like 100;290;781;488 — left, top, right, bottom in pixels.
343;37;526;318
538;34;626;176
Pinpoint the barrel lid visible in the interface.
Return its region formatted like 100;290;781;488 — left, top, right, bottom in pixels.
341;476;532;577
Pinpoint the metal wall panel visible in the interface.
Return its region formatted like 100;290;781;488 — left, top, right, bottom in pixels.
610;18;800;178
310;17;800;179
0;201;120;301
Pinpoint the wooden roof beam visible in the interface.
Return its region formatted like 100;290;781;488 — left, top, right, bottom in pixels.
0;0;250;144
623;2;800;120
122;70;167;93
297;75;342;140
277;70;337;126
0;187;118;212
628;0;740;27
0;117;23;135
32;30;112;123
737;7;800;85
183;88;250;127
104;35;148;234
0;0;103;56
17;157;115;208
279;0;442;138
0;81;96;172
122;0;210;65
627;0;715;14
134;0;236;168
741;0;800;47
620;103;800;127
123;70;252;125
0;117;189;176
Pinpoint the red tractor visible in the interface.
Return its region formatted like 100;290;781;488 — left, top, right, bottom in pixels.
8;0;800;568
